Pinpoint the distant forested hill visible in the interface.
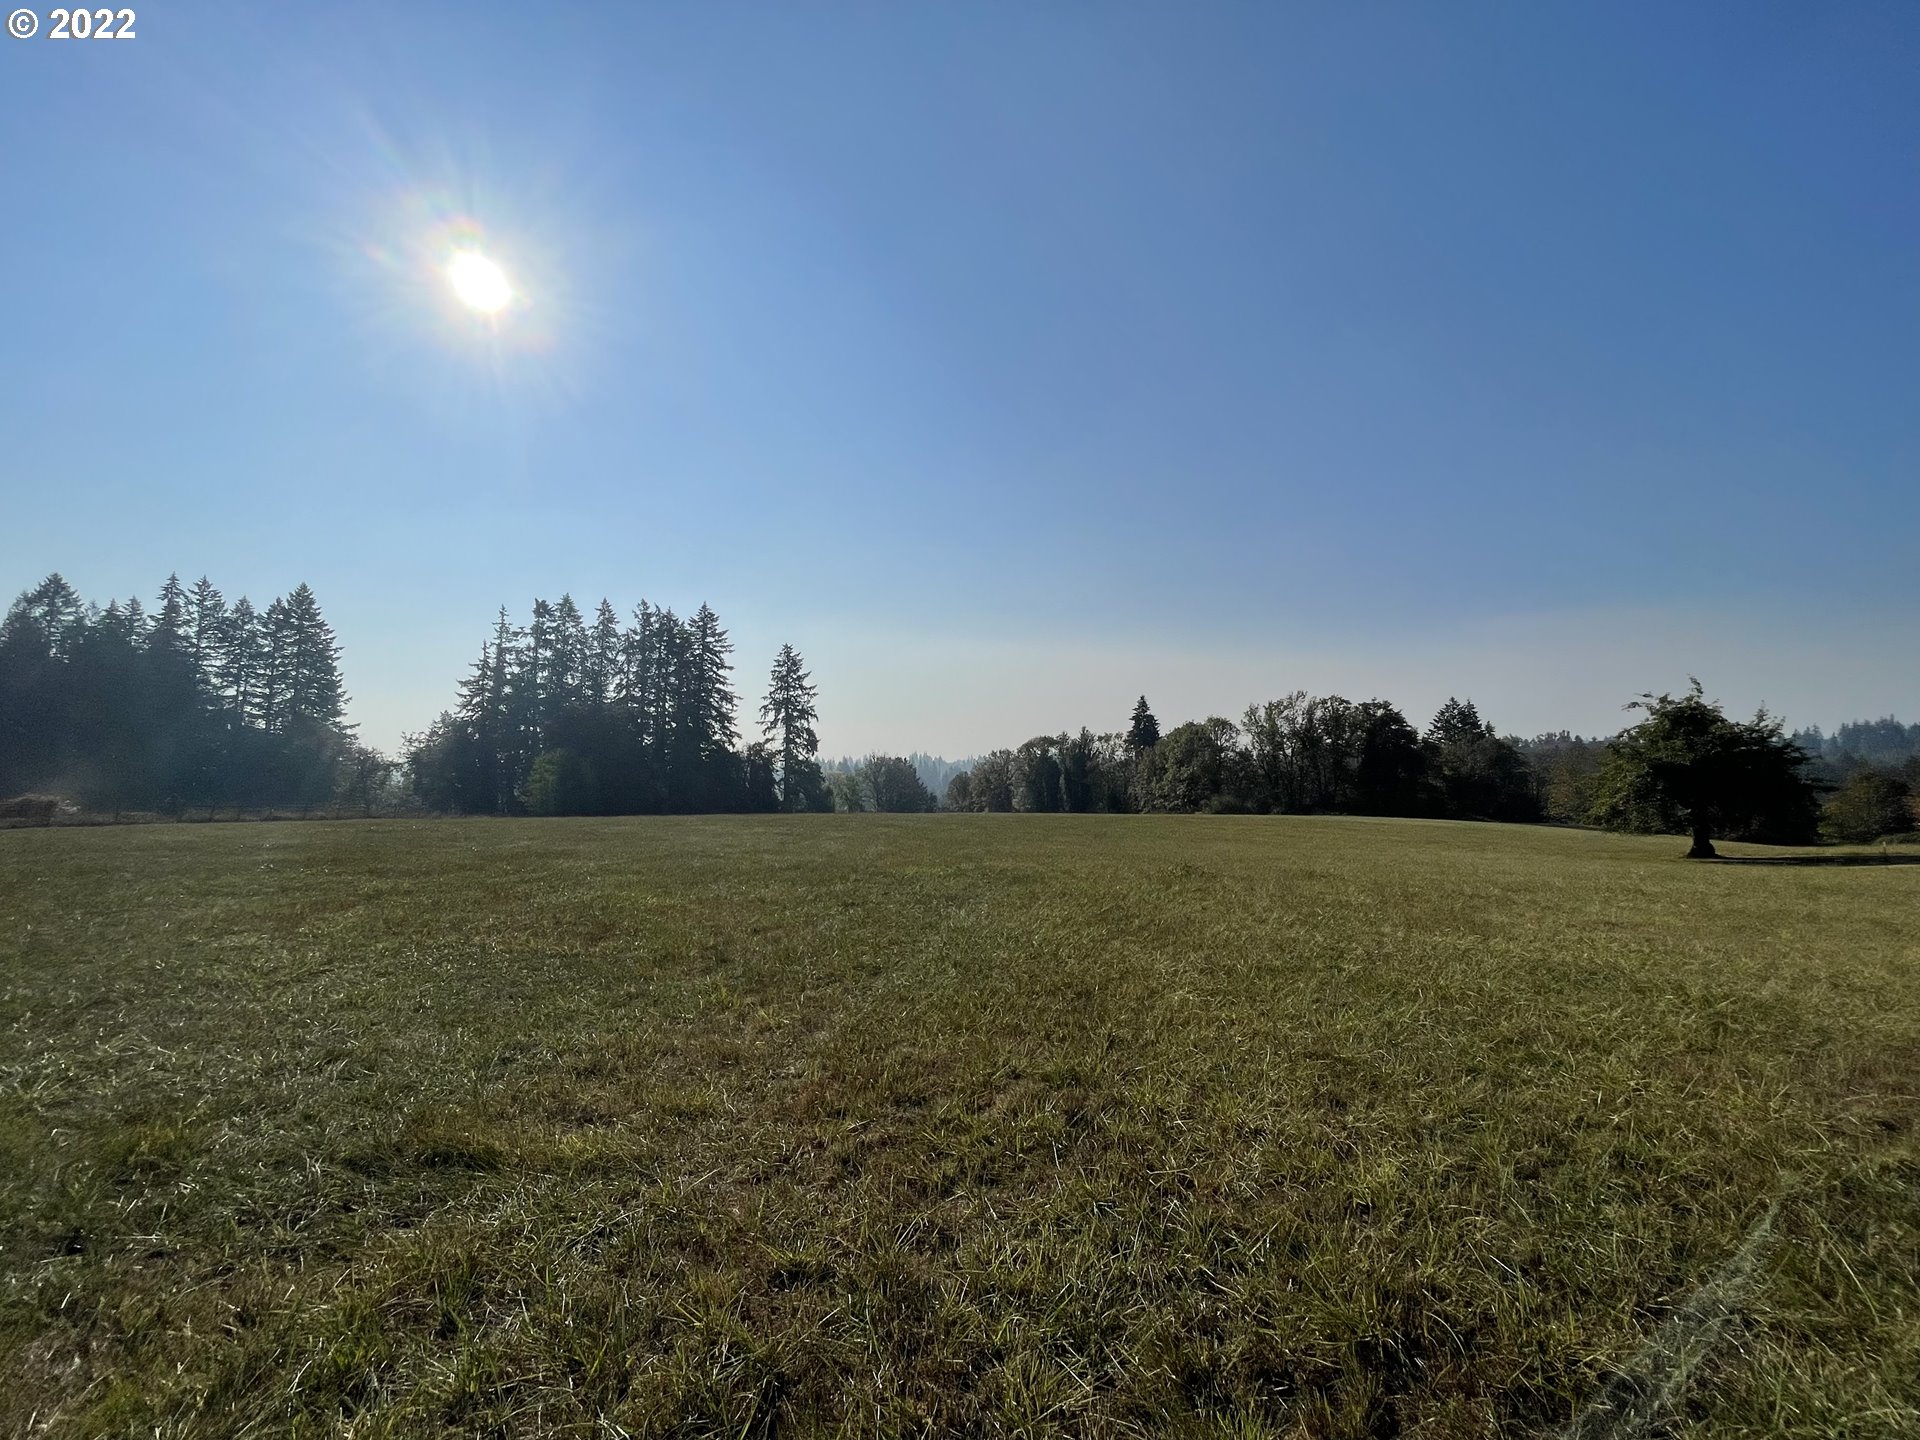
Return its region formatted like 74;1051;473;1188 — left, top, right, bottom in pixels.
1791;717;1920;771
825;753;981;800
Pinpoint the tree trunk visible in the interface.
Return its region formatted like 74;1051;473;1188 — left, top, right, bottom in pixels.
1686;815;1717;859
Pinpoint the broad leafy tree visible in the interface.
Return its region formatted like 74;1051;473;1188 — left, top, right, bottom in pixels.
1014;736;1063;812
1820;769;1913;844
1592;682;1820;857
857;755;938;812
944;771;974;811
1147;717;1243;812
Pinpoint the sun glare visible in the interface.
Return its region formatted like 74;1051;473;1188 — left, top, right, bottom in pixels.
446;251;513;313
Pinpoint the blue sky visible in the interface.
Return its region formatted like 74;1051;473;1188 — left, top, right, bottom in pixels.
3;3;1916;756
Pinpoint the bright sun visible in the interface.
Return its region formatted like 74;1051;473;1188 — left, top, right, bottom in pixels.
446;251;513;313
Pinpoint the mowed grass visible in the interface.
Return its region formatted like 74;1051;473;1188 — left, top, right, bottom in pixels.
0;817;1915;1439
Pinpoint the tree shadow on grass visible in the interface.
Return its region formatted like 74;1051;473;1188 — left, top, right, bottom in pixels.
1705;853;1920;867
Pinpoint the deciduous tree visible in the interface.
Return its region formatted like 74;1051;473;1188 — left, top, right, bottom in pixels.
1592;682;1820;857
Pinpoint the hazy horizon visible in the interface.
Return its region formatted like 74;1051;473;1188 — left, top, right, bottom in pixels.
10;565;1915;761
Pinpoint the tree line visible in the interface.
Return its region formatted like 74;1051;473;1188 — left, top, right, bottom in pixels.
943;694;1542;821
6;571;1915;849
0;573;381;814
938;687;1916;853
405;596;831;815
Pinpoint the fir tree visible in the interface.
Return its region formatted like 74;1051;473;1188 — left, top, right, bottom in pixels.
1126;696;1160;751
186;577;228;692
522;598;554;729
586;599;622;707
618;602;660;742
687;604;738;759
486;607;533;802
451;641;508;813
1421;697;1536;821
278;584;348;730
151;574;190;656
257;596;293;732
761;643;826;812
653;609;697;802
548;594;589;712
219;598;265;724
1425;697;1489;749
17;574;85;656
1;572;359;814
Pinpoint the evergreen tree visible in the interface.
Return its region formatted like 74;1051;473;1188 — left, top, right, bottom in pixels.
0;584;71;793
186;577;228;692
17;574;86;656
1425;697;1487;750
548;594;589;712
760;643;826;812
1;573;359;816
94;599;137;644
65;603;151;809
257;596;294;732
651;607;691;794
1424;697;1534;820
522;598;554;729
278;583;349;729
218;598;265;724
586;599;622;707
619;602;662;745
687;604;738;758
412;592;832;819
140;576;215;810
1127;696;1160;751
450;642;504;813
673;604;740;808
487;607;534;804
151;574;190;657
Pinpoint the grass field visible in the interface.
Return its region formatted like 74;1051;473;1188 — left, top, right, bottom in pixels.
1;816;1915;1438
